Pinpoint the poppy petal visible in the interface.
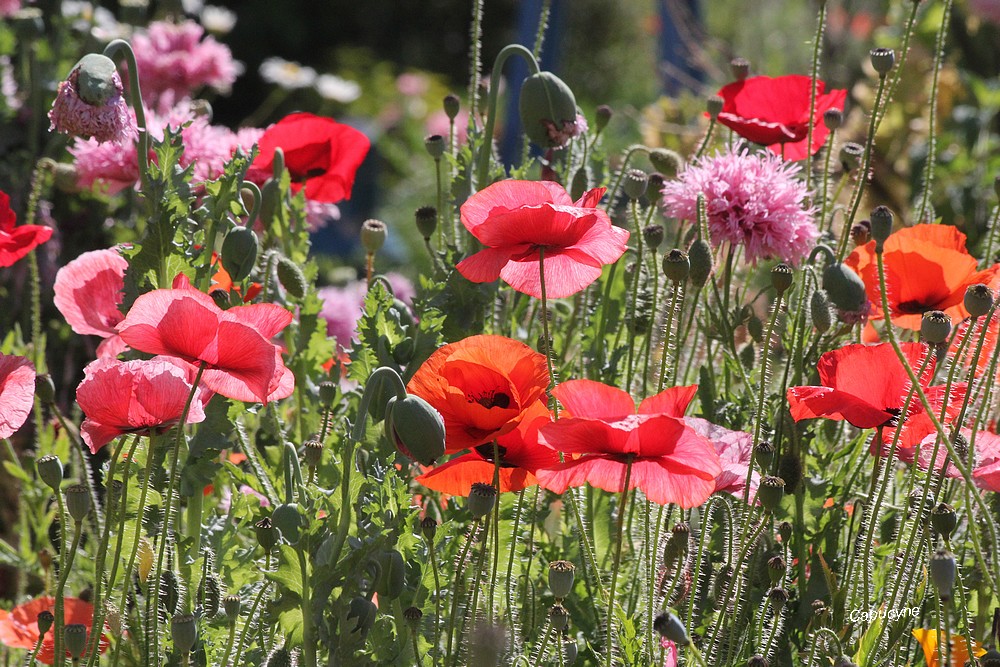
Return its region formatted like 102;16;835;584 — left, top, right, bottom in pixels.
552;379;635;419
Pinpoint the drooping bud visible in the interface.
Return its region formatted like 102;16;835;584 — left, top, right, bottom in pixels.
415;206;437;240
171;614;197;653
443;94;460;121
594;104;613;132
687;239;713;288
361;219;388;254
822;262;868;313
707;95;724;119
757;476;785;512
36;455;63;492
375;549;406;600
931;503;958;540
965;284;994;318
623;169;648;201
570;167;590;201
869;47;895;76
929;548;956;599
649;149;682;178
65;624;88;659
653;611;690;645
730;57;750;81
869;206;894;250
662;249;691;283
823;108;843;130
519;71;579;148
35;374;56;405
220;226;260;283
810;290;833;334
424;135;446;159
921;310;952;344
347;596;378;635
770;263;793;295
66;484;92;524
548;560;576;599
275;256;307;299
271;503;304;545
384;394;446;466
467;482;497;519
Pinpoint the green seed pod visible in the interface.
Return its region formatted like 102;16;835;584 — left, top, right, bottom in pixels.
929;548;956;599
392;337;415;365
303;439;324;468
403;606;423;630
254;517;279;552
662;249;690;282
649;149;683;178
777;521;792;544
869;47;895;76
653;611;690;645
869;206;893;249
563;638;579;664
36;455;63;492
755;441;775;470
767;555;785;584
730;57;750;80
37;610;54;635
318;381;336;408
424;135;446;159
171;614;197;653
757;476;785;512
467;482;497;519
549;604;569;630
384;395;446;466
771;263;793;294
810;289;833;334
65;623;88;659
74;54;120;106
375;549;406;600
548;560;576;599
275;256;307;299
965;284;994;318
643;224;665;251
258;178;281;226
347;596;378;635
519;71;578;148
265;647;293;667
224;594;241;620
839;142;864;172
414;206;437;240
65;484;91;524
767;586;789;613
271;503;303;545
443;94;460;121
623;169;648;201
822;262;867;313
687;239;713;288
921;310;952;344
594;104;613;132
35;374;56;405
823;108;844;130
931;503;958;540
706;95;724;118
220;226;260;283
361;219;388;254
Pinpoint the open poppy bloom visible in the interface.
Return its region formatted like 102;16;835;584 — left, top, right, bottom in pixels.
53;247;129;357
970;430;1000;491
456;181;629;299
913;628;985;667
0;353;35;440
407;334;549;453
116;287;294;404
0;596;108;664
534;381;722;508
416;401;557;495
714;75;847;161
0;190;53;268
247;112;370;203
846;224;1000;332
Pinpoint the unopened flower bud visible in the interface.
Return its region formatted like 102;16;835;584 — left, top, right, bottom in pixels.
520;71;578;148
415;206;437;240
171;614;197;653
649;149;682;178
361;219;387;253
271;503;303;545
224;594;241;619
266;647;293;667
822;262;868;313
37;610;54;635
375;549;406;600
443;94;460;120
569;166;590;201
643;224;665;251
220;226;259;283
653;611;690;645
757;475;785;512
66;484;91;523
921;310;952;344
548;560;576;599
823;108;843;130
424;135;446;159
810;290;833;333
623;169;648;201
869;47;895;76
420;517;437;540
65;624;88;659
35;374;56;405
563;638;579;664
254;517;279;552
347;596;378;635
467;482;497;519
840;142;864;172
730;57;750;81
275;255;307;299
929;548;956;599
931;503;958;539
707;95;724;118
771;263;793;294
687;239;713;288
965;284;994;318
595;104;613;132
385;395;446;466
869;206;893;250
37;455;63;492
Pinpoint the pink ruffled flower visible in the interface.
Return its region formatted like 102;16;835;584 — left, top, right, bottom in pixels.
685;417;758;500
317;272;414;351
0;354;34;440
48;57;134;144
0;0;20;18
54;247;128;357
662;146;819;264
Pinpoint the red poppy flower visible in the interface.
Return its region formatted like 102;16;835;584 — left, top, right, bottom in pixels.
0;596;108;664
116;287;294;403
534;381;722;508
714;75;847;161
54;248;128;357
846;224;1000;331
0;190;53;268
0;353;35;440
416;401;558;495
456;181;630;299
407;335;549;453
76;356;209;453
247;112;370;203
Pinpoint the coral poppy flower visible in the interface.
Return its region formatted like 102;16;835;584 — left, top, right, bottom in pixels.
846;224;1000;331
534;381;722;508
456;181;630;299
116;287;294;403
416;401;557;495
247;112;370;203
0;353;34;440
53;248;128;357
209;253;263;303
0;596;108;664
407;335;549;453
913;628;985;667
76;356;209;453
714;75;847;161
0;190;53;268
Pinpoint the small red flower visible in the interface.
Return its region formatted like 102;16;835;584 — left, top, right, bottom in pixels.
0;353;34;440
247;112;370;203
0;190;53;268
54;248;128;357
0;596;108;664
407;335;549;453
456;181;629;299
116;287;294;404
534;381;722;508
714;75;847;161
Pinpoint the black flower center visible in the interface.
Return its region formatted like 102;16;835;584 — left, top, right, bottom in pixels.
881;407;903;427
470;391;511;410
896;300;931;315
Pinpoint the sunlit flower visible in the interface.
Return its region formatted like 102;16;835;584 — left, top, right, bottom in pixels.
685;417;758;499
0;190;53;267
0;596;108;664
200;5;237;34
53;247;128;357
0;353;34;440
316;74;362;103
259;57;317;89
913;628;985;667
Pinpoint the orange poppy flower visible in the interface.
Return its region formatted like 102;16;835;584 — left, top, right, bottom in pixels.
0;596;108;664
407;335;549;453
913;628;986;667
846;224;1000;331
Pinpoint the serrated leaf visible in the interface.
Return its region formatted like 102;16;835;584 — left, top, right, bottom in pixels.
266;544;304;598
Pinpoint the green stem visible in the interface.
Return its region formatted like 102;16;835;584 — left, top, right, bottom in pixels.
53;498;74;667
804;0;828;190
745;286;786;505
232;582;269;667
298;546;316;667
446;521;480;666
914;0;954;224
605;458;633;667
102;40;149;190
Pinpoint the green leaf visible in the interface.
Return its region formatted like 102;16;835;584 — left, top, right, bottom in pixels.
266;544;304;598
278;607;304;646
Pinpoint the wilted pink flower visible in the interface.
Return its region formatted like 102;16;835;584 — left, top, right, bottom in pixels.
317;273;414;351
685;417;759;500
132;20;240;107
48;56;134;144
662;146;818;264
0;354;34;440
54;248;128;357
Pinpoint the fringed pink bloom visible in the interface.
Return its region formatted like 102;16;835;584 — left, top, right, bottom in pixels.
685;417;758;500
48;57;133;144
0;353;34;440
54;248;128;357
662;146;818;264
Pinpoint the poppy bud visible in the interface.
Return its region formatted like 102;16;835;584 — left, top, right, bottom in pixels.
443;94;461;120
687;239;713;288
347;595;378;635
776;521;792;544
767;586;789;612
519;71;578;148
303;439;324;468
415;206;437;240
822;262;867;313
649;149;682;178
318;381;337;407
271;503;303;545
748;655;769;667
929;548;956;599
869;47;895;76
965;284;994;318
595;104;613;132
839;142;864;172
771;263;793;294
623;169;648;201
767;555;785;584
663;522;690;567
549;604;569;630
37;610;54;635
224;594;241;620
254;517;279;552
755;441;775;470
643;224;665;251
171;614;197;653
647;173;666;206
850;220;871;246
385;394;446;466
35;374;56;405
424;134;446;159
869;206;893;250
266;647;293;667
823;108;843;130
747;315;764;343
833;657;857;667
757;476;785;512
662;249;690;283
403;606;423;631
160;570;180;614
275;256;307;299
563;638;579;664
653;611;690;645
921;310;952;344
931;503;958;539
420;517;438;540
257;178;281;227
548;560;576;599
568;166;590;201
66;484;91;524
219;226;259;283
730;57;750;81
707;95;724;118
467;482;497;519
201;572;221;617
65;624;88;659
361;219;388;255
36;454;64;492
810;290;833;334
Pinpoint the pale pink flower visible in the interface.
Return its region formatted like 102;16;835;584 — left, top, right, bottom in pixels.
662;146;819;264
53;247;128;357
426;109;469;145
970;0;1000;24
685;417;759;500
317;273;414;351
0;353;34;440
0;0;21;18
48;62;133;144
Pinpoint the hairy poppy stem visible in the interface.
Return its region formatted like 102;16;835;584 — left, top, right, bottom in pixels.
915;0;954;224
804;0;828;191
538;248;557;403
446;520;480;666
102;40;149;192
53;494;71;667
605;457;633;667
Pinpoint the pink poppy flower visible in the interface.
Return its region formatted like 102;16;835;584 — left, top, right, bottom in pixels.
116;287;294;404
685;417;758;499
534;381;722;508
54;248;128;357
456;181;630;299
0;190;53;268
76;356;209;453
0;354;34;440
975;431;1000;490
